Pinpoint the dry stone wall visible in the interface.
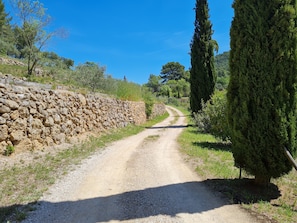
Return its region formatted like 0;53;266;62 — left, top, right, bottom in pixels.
0;82;166;155
150;103;168;119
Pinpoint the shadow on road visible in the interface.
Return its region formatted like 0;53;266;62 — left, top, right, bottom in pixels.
1;181;281;222
193;141;232;152
205;178;281;205
145;124;191;130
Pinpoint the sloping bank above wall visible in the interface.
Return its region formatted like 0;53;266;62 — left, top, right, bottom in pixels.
0;83;166;154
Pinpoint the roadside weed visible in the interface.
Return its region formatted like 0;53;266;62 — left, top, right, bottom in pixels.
4;145;15;156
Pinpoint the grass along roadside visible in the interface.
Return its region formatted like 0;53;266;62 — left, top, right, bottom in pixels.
0;112;169;222
177;107;297;223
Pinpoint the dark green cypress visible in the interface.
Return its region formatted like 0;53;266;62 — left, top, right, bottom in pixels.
0;0;8;32
227;0;297;185
190;0;217;113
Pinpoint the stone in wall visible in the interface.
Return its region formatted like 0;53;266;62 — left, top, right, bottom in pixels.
127;101;146;125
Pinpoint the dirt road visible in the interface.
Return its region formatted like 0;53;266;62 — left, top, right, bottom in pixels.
23;106;258;223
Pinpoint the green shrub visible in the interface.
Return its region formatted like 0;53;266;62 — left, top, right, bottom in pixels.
73;62;105;92
116;81;142;101
193;90;230;141
4;145;15;156
142;89;155;118
167;97;180;107
193;101;211;133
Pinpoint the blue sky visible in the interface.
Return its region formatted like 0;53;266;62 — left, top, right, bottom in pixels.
4;0;234;84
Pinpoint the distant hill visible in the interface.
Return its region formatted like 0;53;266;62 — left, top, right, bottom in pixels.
215;51;230;75
214;51;230;90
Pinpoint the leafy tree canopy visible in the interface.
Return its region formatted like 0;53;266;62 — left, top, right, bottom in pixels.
146;74;161;93
160;62;185;83
8;0;60;76
74;62;105;92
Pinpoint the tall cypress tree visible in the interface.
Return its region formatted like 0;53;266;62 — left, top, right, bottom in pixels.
0;0;9;33
227;0;297;185
0;0;16;56
190;0;217;113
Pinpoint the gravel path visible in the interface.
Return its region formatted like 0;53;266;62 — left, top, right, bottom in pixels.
23;106;258;223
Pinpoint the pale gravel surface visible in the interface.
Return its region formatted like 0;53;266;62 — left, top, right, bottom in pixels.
22;106;259;223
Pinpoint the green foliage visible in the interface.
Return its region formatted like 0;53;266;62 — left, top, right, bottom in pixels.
193;91;230;141
159;84;172;97
228;0;297;184
214;51;230;90
160;62;186;83
70;62;143;101
145;52;230;98
0;38;19;56
214;51;229;73
116;80;142;101
0;0;16;56
98;75;118;94
159;62;190;98
74;62;105;92
4;145;15;156
193;101;211;133
9;0;55;76
167;79;190;98
40;51;74;69
142;88;155;118
190;0;217;113
145;62;190;100
167;97;180;107
0;0;5;29
145;74;161;93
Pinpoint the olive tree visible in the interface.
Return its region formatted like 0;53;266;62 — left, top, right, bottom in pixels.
10;0;58;76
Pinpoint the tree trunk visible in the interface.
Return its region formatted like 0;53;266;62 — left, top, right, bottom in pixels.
254;175;271;186
27;54;32;76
